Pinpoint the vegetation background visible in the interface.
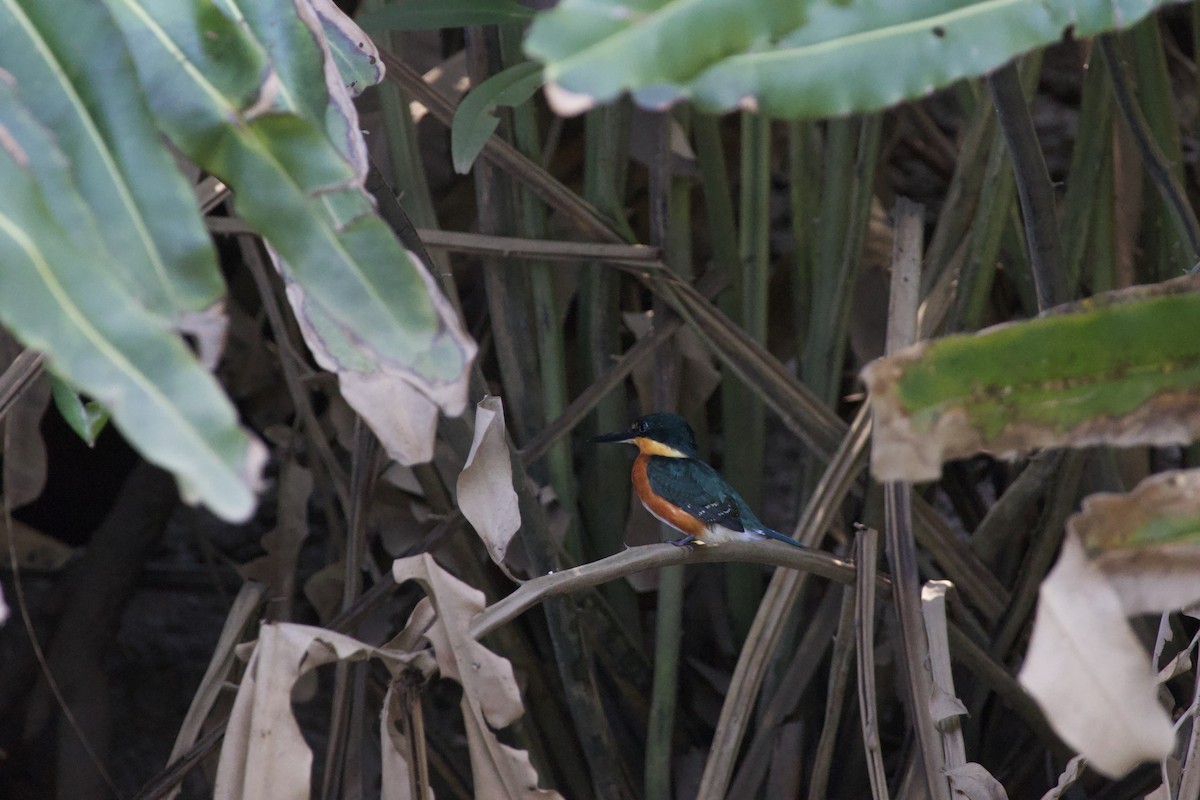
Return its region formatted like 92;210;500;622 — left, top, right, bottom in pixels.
3;0;1200;799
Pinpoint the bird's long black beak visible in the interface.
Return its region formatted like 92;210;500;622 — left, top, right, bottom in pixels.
591;428;635;444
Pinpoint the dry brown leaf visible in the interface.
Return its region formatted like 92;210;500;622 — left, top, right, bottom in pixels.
392;554;562;799
214;624;393;800
1038;754;1086;800
1018;534;1174;777
393;554;521;725
339;371;441;464
456;396;521;570
380;599;440;800
302;561;344;625
1021;471;1200;778
1157;647;1193;684
462;709;561;800
282;269;469;466
947;763;1008;800
1071;469;1200;615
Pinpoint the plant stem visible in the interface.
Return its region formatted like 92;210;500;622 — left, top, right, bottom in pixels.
880;198;949;800
987;61;1068;309
1099;34;1200;266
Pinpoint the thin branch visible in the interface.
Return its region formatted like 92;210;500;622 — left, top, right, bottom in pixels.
946;624;1068;757
881;198;949;800
416;229;662;265
855;526;890;800
921;581;967;770
0;349;44;422
4;470;123;798
694;403;871;800
807;585;857;800
472;541;860;640
166;582;266;774
1173;652;1200;799
727;585;846;797
240;237;352;513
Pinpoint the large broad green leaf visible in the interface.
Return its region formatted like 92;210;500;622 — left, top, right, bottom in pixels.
106;0;477;455
0;0;227;360
525;0;1186;118
864;274;1200;481
0;79;265;520
0;0;474;520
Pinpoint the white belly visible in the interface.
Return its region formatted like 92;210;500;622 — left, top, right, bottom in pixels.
698;525;765;544
639;499;762;544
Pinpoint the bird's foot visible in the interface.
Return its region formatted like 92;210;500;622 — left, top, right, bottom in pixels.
669;534;698;548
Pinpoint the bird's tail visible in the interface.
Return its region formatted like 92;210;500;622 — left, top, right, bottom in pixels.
759;527;806;548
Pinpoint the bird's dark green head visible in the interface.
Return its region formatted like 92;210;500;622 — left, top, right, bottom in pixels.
592;412;698;458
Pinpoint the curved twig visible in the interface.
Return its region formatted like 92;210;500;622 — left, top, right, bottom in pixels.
471;541;861;640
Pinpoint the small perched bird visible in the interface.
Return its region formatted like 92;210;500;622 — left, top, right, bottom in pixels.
593;412;805;548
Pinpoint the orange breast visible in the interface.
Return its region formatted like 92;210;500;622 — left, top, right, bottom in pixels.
632;454;706;537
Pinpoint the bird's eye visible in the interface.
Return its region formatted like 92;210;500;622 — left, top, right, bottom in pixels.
636;420;649;434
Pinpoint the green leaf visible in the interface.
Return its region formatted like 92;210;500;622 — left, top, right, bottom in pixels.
452;61;544;174
107;0;476;423
0;0;226;354
0;79;265;520
525;0;1186;118
50;377;110;448
358;0;532;32
863;274;1200;482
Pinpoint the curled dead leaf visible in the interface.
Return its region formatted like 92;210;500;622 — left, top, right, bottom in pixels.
1018;535;1175;778
946;763;1008;800
214;624;399;800
457;396;521;569
391;554;562;798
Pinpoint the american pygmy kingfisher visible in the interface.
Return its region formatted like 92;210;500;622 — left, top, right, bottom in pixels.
593;412;805;548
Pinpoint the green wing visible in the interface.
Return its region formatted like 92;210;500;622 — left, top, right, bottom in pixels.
645;456;748;532
645;456;805;547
